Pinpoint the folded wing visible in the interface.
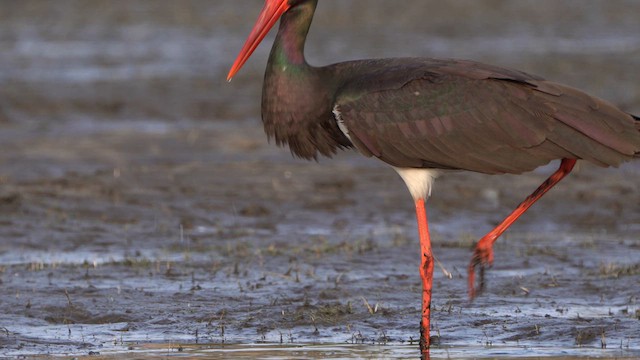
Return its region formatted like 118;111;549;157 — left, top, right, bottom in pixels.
335;59;640;174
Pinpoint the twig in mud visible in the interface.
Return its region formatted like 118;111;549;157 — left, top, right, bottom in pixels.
305;266;317;280
482;328;493;347
310;315;319;335
64;289;72;307
351;331;364;344
446;301;453;314
451;265;463;278
433;254;452;279
378;329;389;344
284;266;293;276
361;296;378;314
283;265;301;282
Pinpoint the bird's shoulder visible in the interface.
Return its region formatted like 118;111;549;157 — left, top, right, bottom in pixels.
328;57;554;103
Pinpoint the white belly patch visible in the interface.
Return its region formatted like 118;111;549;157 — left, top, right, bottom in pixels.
393;167;440;200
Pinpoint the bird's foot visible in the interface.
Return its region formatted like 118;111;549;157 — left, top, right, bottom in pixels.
468;238;495;300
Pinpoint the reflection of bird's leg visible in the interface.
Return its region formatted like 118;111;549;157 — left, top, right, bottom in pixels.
468;158;577;299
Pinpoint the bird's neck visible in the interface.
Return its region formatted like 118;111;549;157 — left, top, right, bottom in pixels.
268;0;317;71
261;0;351;160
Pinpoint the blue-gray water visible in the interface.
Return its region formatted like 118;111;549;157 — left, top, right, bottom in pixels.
0;1;639;358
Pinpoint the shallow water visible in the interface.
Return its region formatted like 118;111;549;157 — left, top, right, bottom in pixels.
69;343;640;359
1;1;639;358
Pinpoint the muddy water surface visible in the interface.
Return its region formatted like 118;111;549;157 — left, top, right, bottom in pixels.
1;1;639;358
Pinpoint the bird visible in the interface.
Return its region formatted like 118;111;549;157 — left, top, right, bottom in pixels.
227;0;640;357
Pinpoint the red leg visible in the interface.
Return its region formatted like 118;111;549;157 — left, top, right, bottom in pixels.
415;198;434;358
468;158;577;299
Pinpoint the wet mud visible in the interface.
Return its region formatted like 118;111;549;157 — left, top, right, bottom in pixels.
1;1;639;358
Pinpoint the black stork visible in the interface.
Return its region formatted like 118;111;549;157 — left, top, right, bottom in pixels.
227;0;640;356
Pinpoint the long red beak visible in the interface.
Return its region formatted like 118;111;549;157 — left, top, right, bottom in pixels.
227;0;291;81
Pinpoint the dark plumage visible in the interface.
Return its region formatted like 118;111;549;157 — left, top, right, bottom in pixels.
334;58;640;173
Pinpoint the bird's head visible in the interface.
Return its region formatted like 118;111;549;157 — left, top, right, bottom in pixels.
227;0;299;81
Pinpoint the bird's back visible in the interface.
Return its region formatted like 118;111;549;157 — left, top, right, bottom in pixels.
331;58;640;174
